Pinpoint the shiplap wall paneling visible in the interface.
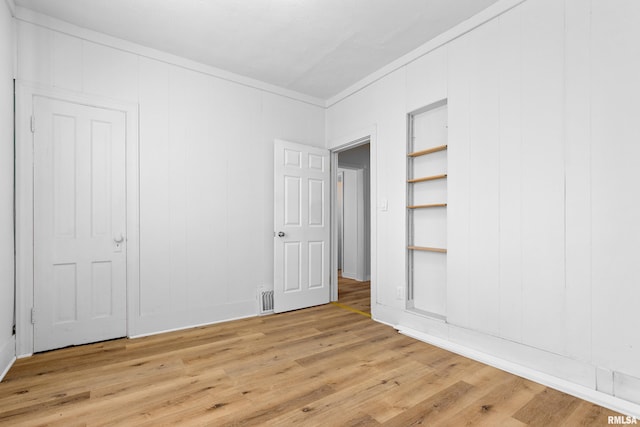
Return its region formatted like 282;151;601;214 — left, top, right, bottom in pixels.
497;5;523;344
17;21;51;87
446;0;566;347
405;46;447;113
83;42;138;103
373;71;407;307
325;0;640;412
139;58;171;317
563;0;592;363
591;0;640;382
519;0;566;355
164;67;192;319
226;94;263;304
446;34;471;329
52;32;82;92
467;20;501;337
181;68;229;314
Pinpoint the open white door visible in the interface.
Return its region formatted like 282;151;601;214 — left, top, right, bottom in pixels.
33;96;127;352
274;139;330;313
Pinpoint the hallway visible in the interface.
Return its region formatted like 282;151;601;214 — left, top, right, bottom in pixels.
336;272;370;316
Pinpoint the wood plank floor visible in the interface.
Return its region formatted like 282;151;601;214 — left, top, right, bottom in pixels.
1;283;622;426
337;272;371;315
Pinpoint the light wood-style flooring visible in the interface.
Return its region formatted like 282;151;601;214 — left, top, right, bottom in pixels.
0;278;622;426
337;272;371;315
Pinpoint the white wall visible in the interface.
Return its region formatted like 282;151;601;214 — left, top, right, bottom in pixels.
15;17;325;338
327;0;640;413
0;0;15;380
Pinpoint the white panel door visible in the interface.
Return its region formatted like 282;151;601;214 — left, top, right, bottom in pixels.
33;96;127;352
274;139;330;313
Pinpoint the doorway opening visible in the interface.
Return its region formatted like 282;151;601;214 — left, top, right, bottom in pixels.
332;140;371;315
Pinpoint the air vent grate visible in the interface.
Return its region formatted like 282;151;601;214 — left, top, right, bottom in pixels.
260;290;274;314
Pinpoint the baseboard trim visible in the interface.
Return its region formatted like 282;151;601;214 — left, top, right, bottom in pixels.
129;313;256;339
130;300;257;338
0;335;16;382
398;325;640;418
341;272;365;281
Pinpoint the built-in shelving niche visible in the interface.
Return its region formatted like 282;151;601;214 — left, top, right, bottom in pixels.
406;99;448;320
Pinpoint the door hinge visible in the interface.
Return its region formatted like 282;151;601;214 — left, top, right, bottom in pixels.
30;116;35;133
31;308;36;325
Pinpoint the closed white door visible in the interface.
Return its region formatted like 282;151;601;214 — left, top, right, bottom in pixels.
274;139;330;313
33;96;127;352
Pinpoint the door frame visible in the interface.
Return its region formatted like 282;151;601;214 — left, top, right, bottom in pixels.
329;127;376;313
15;83;140;356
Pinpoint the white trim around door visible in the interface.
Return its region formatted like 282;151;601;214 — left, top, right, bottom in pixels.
15;82;140;357
328;126;377;316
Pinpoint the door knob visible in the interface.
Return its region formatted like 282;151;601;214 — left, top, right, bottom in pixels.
277;231;285;237
114;233;125;243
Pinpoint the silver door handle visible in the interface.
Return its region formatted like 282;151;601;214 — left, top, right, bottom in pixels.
277;231;285;237
114;233;125;243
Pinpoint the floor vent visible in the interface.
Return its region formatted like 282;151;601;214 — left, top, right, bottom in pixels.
260;290;274;314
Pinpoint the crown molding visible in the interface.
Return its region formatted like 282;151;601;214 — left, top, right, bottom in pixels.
325;0;527;108
14;0;528;109
3;0;15;16
14;6;326;108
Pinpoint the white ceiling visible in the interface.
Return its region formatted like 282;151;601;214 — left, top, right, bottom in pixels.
15;0;500;99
